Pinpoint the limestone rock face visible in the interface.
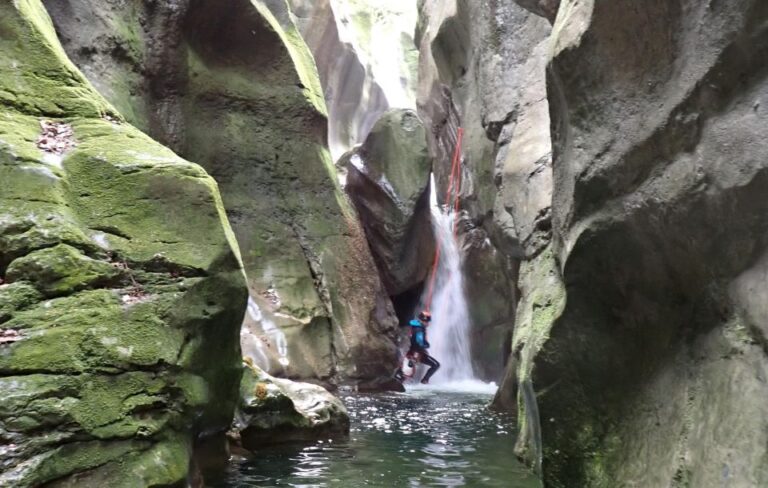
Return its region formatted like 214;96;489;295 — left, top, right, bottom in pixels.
345;109;434;298
520;1;768;486
420;0;768;485
288;0;419;160
416;1;552;382
45;0;400;385
234;360;350;449
0;2;247;485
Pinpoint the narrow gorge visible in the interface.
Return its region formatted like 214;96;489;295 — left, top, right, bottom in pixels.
0;1;766;487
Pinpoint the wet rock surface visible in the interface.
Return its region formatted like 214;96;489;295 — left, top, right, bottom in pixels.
288;0;419;159
417;1;550;383
233;360;350;449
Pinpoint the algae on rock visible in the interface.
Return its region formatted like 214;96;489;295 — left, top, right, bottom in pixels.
45;0;401;386
0;1;247;485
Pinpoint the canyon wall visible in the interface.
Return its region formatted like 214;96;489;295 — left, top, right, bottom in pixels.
419;0;768;486
416;0;549;383
45;0;400;387
0;1;247;484
530;1;768;486
288;0;418;160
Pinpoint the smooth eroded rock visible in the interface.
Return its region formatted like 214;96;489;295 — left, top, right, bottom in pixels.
512;1;768;486
45;0;401;385
345;109;434;298
234;359;350;449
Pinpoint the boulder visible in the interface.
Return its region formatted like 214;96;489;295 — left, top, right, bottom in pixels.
345;109;435;298
233;359;350;449
0;1;247;485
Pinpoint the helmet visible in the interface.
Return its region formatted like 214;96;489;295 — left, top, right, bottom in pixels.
418;310;432;323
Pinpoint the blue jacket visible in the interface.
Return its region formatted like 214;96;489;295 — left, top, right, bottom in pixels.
409;319;429;349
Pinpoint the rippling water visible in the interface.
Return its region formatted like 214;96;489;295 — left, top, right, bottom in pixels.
208;384;541;487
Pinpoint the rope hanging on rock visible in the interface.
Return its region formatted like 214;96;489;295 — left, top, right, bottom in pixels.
424;127;464;313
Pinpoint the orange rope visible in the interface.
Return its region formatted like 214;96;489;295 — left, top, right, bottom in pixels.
424;127;464;313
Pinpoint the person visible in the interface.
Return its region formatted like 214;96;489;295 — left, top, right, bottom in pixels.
407;310;440;384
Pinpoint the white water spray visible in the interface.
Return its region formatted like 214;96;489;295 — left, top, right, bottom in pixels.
423;175;475;383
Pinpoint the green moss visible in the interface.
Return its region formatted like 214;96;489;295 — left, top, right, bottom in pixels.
0;1;117;119
0;282;42;322
63;120;232;266
250;0;328;116
514;247;567;381
239;362;306;427
42;436;190;488
0;2;247;485
5;244;122;297
22;439;151;487
0;289;195;375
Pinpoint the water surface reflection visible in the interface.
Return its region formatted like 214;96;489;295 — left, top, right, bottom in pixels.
209;385;540;487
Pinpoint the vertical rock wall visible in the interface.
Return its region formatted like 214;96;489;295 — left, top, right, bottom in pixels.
420;0;768;486
45;0;400;386
288;0;419;160
416;0;551;382
528;1;768;486
0;1;247;485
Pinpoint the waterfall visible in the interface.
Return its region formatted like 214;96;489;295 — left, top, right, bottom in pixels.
422;175;475;383
240;296;290;371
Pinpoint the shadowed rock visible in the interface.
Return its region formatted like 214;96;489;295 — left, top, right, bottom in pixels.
0;1;247;485
509;1;768;486
345;109;434;299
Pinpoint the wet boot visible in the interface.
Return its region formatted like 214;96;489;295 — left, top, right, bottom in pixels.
394;368;405;382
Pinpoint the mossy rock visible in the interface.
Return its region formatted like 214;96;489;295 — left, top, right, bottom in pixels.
0;282;42;323
234;360;350;449
0;1;247;485
5;244;122;297
43;0;400;383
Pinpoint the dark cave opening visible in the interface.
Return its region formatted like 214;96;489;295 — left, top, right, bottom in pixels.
390;280;426;327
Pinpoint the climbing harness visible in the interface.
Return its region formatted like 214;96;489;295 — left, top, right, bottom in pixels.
424;127;464;313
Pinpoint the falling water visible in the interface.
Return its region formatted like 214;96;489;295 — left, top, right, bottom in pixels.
423;175;475;383
240;296;290;371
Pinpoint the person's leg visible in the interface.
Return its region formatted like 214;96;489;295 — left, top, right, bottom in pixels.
420;353;440;384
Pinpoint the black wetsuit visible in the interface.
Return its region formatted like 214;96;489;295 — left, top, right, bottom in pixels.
408;319;440;383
